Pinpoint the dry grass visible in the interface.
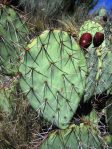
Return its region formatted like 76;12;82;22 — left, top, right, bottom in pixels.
0;83;45;149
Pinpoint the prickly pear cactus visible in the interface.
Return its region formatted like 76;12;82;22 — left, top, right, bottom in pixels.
40;123;109;149
79;20;104;101
83;47;98;101
84;48;112;101
19;29;87;129
95;50;112;95
0;5;29;75
79;20;112;102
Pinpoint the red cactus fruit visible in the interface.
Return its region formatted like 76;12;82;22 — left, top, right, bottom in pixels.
79;33;92;49
93;32;104;47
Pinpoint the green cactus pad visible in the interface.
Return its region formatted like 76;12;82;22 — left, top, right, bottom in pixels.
95;50;112;95
79;20;109;101
84;48;98;101
0;5;29;75
19;29;87;129
40;124;108;149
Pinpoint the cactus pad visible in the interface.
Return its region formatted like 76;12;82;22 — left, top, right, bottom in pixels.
0;5;29;75
95;50;112;94
19;29;87;129
40;124;108;149
79;20;112;101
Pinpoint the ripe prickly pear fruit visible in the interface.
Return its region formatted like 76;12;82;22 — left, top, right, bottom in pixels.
79;33;92;49
93;32;104;47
